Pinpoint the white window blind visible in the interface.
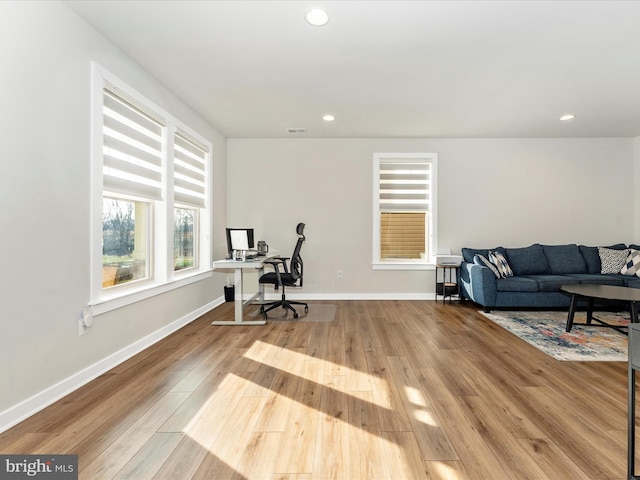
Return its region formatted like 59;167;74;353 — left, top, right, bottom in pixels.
379;160;430;213
102;89;164;200
174;133;207;207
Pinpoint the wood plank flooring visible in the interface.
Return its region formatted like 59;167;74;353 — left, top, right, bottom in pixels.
0;300;632;479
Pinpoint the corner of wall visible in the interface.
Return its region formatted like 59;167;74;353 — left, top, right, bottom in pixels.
634;136;640;244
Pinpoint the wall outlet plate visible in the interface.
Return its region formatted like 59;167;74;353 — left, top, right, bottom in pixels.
79;306;94;336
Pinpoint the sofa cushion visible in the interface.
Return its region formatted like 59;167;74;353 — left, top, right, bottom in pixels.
462;246;505;263
496;277;539;292
488;250;514;278
598;247;630;274
505;244;550;275
579;244;628;274
542;244;587;274
523;275;579;292
565;273;625;286
620;250;640;276
473;254;500;278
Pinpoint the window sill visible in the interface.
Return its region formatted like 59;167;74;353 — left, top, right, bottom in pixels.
372;261;435;271
91;269;213;316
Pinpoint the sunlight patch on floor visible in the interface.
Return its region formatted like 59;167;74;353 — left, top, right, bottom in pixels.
244;340;385;404
413;408;438;427
405;385;427;407
404;385;439;427
432;461;462;480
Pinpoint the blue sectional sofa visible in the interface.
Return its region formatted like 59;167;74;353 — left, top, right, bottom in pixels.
459;243;640;312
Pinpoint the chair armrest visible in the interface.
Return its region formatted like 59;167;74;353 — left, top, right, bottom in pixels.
264;257;290;273
263;259;283;265
261;259;284;287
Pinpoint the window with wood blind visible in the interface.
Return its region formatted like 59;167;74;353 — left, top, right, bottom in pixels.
373;153;437;269
90;63;212;312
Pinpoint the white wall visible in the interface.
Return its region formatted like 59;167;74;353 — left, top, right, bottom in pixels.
0;1;228;429
635;136;640;242
228;137;636;296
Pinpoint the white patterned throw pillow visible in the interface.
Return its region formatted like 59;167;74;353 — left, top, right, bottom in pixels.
598;247;630;274
488;250;514;278
474;254;501;278
620;249;640;276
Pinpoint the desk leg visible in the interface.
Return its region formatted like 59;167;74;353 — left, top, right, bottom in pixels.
257;265;265;302
566;294;578;332
234;267;243;323
212;266;266;326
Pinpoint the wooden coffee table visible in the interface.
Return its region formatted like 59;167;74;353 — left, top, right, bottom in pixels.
560;284;640;334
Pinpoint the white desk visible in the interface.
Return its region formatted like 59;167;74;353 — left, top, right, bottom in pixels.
212;255;275;325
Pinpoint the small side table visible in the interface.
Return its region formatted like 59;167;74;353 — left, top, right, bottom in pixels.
435;265;459;304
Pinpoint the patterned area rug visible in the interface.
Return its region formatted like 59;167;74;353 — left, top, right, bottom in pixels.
480;310;629;361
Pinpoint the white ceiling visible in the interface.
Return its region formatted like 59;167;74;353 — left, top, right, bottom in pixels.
65;0;640;138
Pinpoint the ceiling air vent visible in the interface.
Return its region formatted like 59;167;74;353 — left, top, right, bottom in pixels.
287;128;307;134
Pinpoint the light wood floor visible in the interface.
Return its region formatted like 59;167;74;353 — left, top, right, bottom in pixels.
0;300;632;479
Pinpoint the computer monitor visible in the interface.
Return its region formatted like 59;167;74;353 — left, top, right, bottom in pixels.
226;228;255;255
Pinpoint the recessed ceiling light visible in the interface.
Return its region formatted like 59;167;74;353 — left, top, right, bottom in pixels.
322;114;335;122
306;8;329;26
560;114;576;121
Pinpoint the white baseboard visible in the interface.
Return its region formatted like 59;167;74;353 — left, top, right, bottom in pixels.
259;292;434;301
0;297;224;434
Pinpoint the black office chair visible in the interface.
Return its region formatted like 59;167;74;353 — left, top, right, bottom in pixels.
259;223;309;319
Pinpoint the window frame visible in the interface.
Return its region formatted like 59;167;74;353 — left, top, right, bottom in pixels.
90;62;212;314
372;152;438;270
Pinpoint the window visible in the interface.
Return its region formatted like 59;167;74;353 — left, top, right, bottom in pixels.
373;153;437;269
102;198;150;287
100;88;161;290
91;63;212;311
174;207;195;271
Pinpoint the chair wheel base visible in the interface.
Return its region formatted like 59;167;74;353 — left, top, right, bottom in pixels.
259;300;308;321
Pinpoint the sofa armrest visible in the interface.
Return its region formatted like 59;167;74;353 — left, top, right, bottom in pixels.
459;262;497;309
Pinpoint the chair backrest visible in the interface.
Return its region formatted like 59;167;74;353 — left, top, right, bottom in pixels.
290;223;305;284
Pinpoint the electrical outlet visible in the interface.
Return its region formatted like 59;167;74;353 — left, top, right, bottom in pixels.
337;270;343;279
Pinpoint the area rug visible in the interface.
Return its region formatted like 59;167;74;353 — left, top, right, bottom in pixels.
249;303;337;323
480;310;629;361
